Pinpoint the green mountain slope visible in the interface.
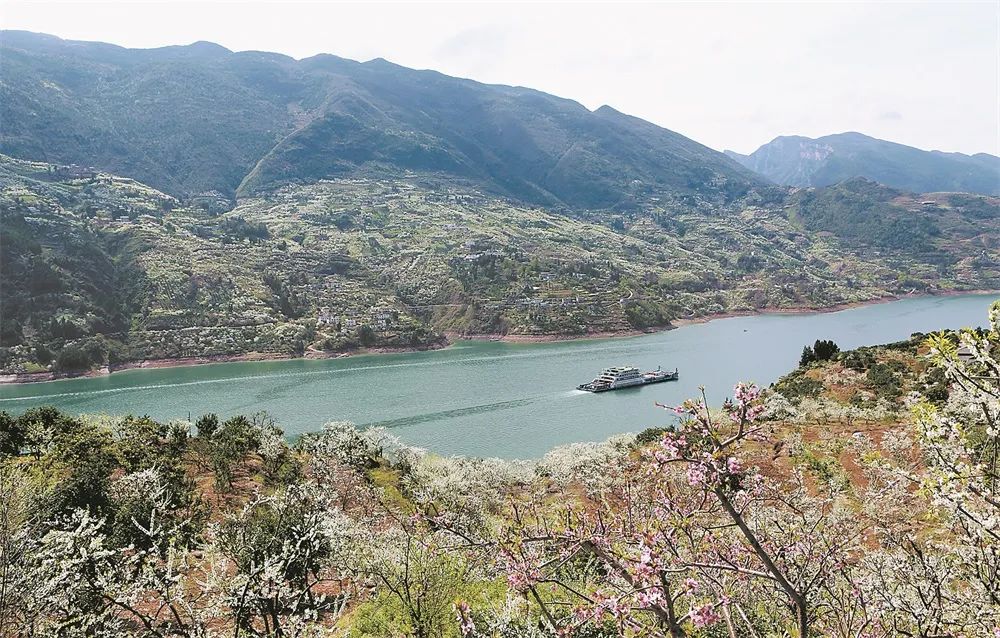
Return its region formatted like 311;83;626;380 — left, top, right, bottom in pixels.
3;155;998;377
0;30;761;209
726;132;1000;196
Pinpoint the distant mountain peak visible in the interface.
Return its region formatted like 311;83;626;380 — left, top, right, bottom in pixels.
363;56;399;67
186;40;232;53
729;132;1000;195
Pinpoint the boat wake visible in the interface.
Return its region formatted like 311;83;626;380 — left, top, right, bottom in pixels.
363;397;539;429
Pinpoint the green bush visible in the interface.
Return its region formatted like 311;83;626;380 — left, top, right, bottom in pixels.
842;349;876;371
116;416;171;471
635;427;668;445
207;415;261;491
0;411;27;456
47;422;118;515
919;366;949;404
774;371;824;402
195;413;219;438
866;363;902;401
54;345;93;371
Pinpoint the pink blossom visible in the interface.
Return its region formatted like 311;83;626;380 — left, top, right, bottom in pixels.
690;602;721;628
686;464;708;487
636;589;664;607
726;457;742;474
733;382;761;405
502;554;542;592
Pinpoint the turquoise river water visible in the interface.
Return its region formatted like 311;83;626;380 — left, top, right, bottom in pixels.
1;294;996;458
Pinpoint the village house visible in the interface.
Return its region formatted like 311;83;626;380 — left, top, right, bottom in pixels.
370;307;399;330
316;307;337;326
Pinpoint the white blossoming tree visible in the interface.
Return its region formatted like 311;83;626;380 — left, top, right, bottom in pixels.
209;482;356;637
855;304;1000;637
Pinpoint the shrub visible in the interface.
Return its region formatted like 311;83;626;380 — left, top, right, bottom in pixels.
47;422;118;514
0;411;26;456
54;345;92;371
866;363;902;401
842;349;876;371
635;427;668;445
774;370;825;402
195;413;219;438
919;366;949;404
206;414;262;491
358;325;377;347
18;406;77;458
116;416;171;472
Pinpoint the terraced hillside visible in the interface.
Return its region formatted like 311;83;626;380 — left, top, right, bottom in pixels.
2;154;998;376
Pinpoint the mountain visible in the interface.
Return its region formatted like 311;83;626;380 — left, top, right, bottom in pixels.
725;132;1000;196
0;30;762;209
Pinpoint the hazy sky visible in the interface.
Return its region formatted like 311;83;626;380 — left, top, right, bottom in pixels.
2;1;998;155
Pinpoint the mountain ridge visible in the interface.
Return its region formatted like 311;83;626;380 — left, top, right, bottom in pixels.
726;132;1000;195
0;30;764;210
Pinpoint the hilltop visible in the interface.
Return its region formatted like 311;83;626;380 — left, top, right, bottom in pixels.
726;132;1000;196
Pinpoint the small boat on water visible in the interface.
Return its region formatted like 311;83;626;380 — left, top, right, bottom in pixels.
576;365;678;393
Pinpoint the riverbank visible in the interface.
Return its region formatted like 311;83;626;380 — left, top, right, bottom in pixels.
453;290;1000;339
3;290;996;385
0;341;450;385
445;328;655;343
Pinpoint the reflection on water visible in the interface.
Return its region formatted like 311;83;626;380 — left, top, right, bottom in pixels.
1;294;995;458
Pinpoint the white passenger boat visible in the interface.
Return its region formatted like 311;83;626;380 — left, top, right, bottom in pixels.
576;365;678;392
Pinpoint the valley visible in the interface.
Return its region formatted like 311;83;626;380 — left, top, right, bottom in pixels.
3;32;999;379
1;13;998;637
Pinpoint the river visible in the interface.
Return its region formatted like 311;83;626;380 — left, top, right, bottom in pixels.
1;294;995;458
